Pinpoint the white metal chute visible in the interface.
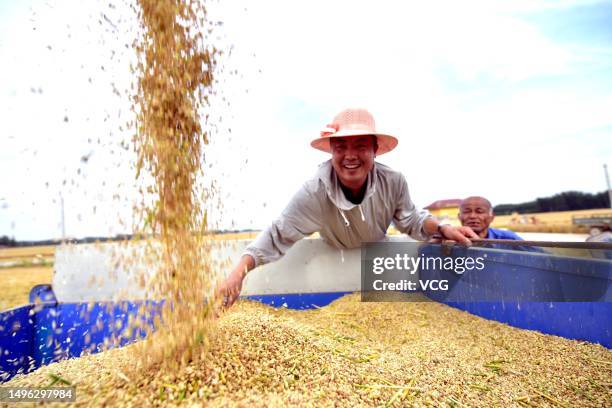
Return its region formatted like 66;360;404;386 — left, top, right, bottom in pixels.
52;236;419;302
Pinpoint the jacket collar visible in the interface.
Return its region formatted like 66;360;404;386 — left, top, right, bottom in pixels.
317;160;377;211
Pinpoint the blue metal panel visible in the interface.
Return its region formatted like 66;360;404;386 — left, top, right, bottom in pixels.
419;245;611;302
33;301;163;367
0;301;163;382
245;291;351;310
445;301;612;348
419;245;611;347
0;306;35;381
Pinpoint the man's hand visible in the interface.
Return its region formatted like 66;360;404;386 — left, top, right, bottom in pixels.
215;255;255;309
216;268;245;309
438;225;479;245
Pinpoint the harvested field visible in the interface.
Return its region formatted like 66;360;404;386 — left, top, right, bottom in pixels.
0;245;55;271
6;294;610;407
493;209;612;233
0;266;53;311
0;245;56;260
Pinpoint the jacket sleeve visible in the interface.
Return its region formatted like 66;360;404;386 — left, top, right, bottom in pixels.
392;175;432;241
243;184;322;267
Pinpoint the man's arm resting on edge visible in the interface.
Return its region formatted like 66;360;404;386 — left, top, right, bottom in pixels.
217;220;480;308
216;254;256;308
422;217;479;245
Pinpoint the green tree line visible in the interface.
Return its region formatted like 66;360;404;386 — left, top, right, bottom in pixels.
494;191;610;215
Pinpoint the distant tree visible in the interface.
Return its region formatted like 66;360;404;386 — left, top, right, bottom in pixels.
0;235;17;247
494;191;610;215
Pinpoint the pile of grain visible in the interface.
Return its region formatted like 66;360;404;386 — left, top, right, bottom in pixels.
7;294;610;407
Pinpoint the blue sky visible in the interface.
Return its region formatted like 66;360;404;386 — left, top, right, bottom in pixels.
0;0;611;240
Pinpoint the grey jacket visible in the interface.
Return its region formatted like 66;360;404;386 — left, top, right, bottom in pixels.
244;160;432;267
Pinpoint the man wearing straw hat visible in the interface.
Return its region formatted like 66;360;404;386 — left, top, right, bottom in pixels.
218;108;479;307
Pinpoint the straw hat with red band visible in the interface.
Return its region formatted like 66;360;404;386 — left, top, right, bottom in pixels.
310;108;398;155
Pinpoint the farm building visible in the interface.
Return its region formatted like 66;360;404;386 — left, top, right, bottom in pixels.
424;198;462;224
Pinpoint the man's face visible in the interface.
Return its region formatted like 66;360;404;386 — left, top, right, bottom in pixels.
459;197;494;234
330;135;376;189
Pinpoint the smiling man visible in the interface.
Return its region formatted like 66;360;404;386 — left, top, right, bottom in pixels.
218;108;479;307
